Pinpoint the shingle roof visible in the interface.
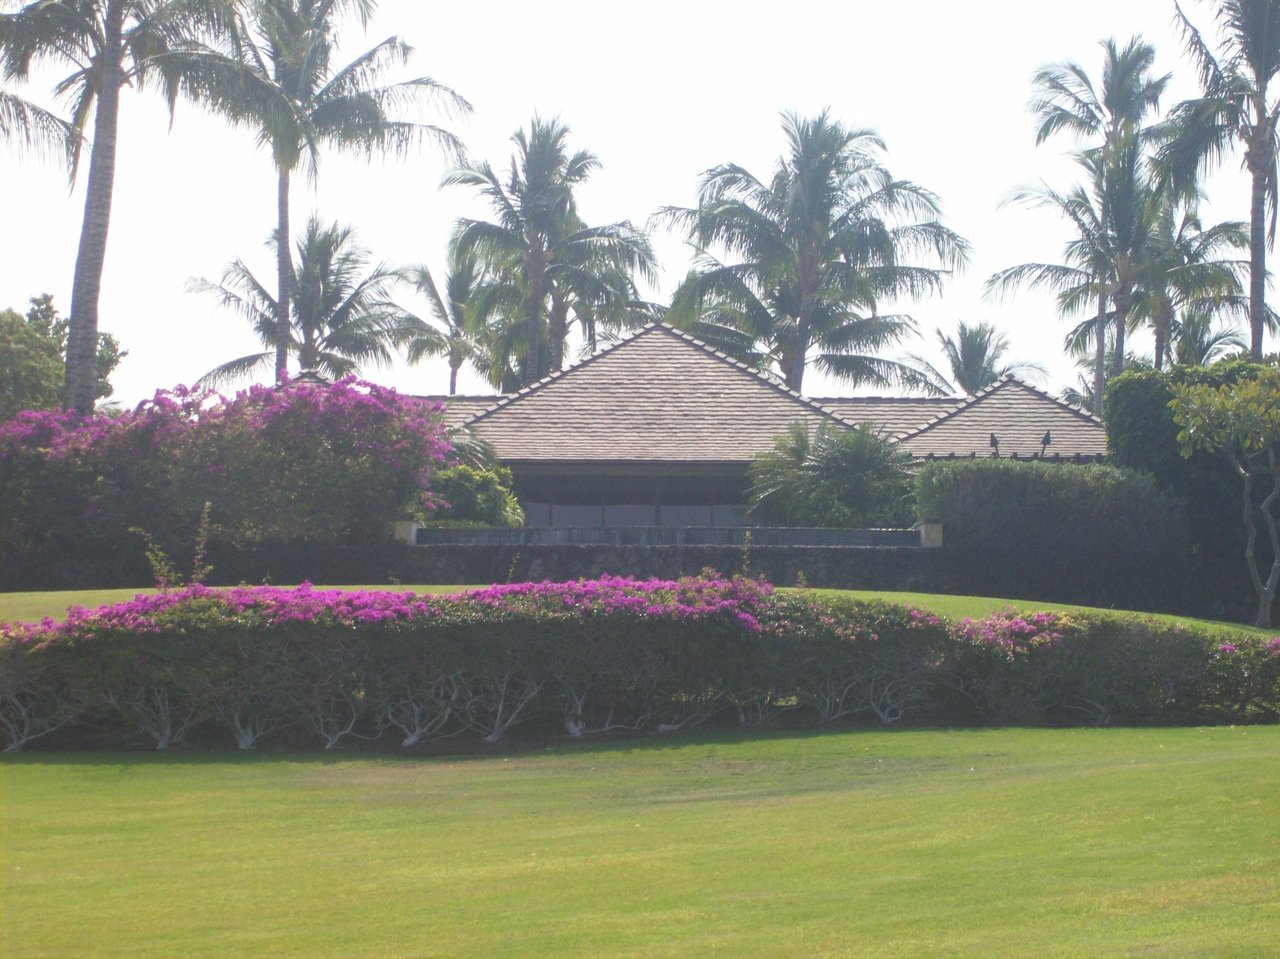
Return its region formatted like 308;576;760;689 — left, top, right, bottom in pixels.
811;396;961;435
416;394;503;429
894;376;1106;459
464;324;850;464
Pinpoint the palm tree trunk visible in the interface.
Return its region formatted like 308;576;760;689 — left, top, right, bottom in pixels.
1248;158;1268;361
525;269;543;387
547;291;569;372
448;358;459;395
275;168;293;382
1093;290;1107;418
1111;290;1129;379
64;0;125;415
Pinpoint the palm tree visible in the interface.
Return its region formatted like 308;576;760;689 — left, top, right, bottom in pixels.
1130;200;1249;369
910;321;1046;394
403;246;510;395
445;116;655;386
1162;0;1280;360
1169;311;1248;365
190;214;416;385
196;0;469;383
0;0;239;413
1028;35;1169;406
662;110;969;395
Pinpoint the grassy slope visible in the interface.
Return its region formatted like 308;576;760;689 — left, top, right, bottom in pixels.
3;727;1278;958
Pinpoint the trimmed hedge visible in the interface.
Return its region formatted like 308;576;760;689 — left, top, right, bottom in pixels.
917;458;1196;612
2;573;1276;752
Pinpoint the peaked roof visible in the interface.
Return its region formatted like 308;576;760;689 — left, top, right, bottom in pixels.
464;324;851;464
894;376;1106;459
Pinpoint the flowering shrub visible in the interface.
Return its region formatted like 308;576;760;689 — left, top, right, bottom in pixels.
2;575;1277;752
0;379;451;589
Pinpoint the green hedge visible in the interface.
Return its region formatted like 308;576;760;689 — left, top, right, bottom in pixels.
917;459;1195;612
2;575;1275;752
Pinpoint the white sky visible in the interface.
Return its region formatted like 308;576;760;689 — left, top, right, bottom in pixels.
0;0;1266;405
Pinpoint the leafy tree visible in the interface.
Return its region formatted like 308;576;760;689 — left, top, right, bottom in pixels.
423;464;523;527
664;110;969;395
0;0;240;414
0;308;61;419
0;294;124;419
1162;0;1280;360
446;116;655;386
191;215;416;386
197;0;469;382
1171;366;1280;626
909;320;1046;394
747;423;914;528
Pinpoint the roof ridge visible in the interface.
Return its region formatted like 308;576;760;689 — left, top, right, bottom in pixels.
892;375;1101;441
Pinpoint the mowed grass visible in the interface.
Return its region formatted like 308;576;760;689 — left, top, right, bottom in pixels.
3;727;1278;958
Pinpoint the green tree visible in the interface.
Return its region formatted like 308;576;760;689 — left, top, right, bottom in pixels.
747;422;914;528
0;0;238;414
1162;0;1280;360
909;320;1046;394
1024;35;1170;406
1171;366;1280;626
446;116;655;386
664;110;969;395
191;215;416;385
198;0;469;383
0;294;124;418
0;87;76;161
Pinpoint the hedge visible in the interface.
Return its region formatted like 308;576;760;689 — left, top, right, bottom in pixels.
917;458;1196;613
2;573;1276;752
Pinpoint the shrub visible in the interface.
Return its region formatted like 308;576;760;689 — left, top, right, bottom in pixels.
917;458;1195;612
422;464;524;527
0;379;453;589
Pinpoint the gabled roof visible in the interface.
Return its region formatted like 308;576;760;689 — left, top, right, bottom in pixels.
812;396;960;436
464;324;851;464
421;394;503;429
894;376;1106;459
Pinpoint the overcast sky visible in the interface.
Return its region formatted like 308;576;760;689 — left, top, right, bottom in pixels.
0;0;1265;405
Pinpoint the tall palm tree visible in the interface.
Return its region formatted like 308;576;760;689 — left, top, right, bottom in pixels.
1162;0;1280;360
0;0;239;413
445;116;655;386
1169;310;1248;365
662;110;969;395
196;0;469;383
403;245;514;395
1028;35;1170;408
1130;200;1249;369
909;321;1046;395
190;214;416;385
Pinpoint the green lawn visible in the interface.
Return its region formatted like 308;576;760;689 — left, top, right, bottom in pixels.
3;727;1277;958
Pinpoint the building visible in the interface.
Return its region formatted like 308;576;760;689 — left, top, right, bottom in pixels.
422;323;1106;528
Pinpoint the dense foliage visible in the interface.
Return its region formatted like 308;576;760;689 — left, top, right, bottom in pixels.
1106;363;1268;619
748;423;914;528
0;379;451;590
917;458;1195;611
423;463;524;527
2;572;1275;752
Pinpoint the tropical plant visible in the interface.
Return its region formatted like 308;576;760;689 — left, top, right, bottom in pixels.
194;0;469;383
191;215;416;385
1022;35;1170;407
0;87;76;161
0;0;239;413
663;110;969;395
747;422;915;529
1161;0;1280;360
1169;311;1249;365
1171;366;1280;626
446;115;655;386
909;320;1046;394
